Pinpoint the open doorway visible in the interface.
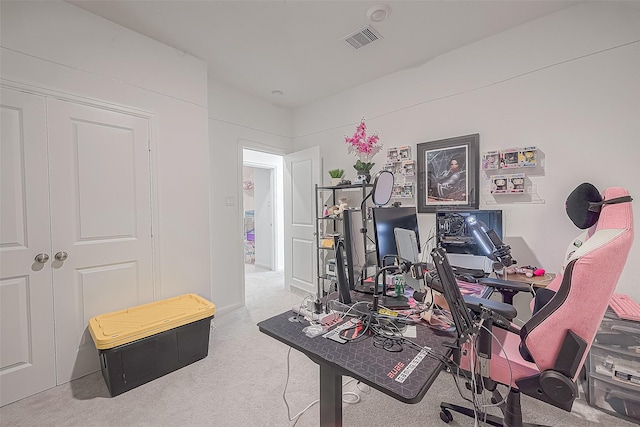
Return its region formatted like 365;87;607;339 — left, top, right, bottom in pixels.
242;149;284;276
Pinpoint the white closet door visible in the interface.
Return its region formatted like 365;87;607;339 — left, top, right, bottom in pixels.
46;99;154;383
0;88;56;406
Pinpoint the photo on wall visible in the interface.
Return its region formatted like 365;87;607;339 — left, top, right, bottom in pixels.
417;134;479;213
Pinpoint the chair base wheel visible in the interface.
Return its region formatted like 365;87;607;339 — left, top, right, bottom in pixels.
440;408;453;423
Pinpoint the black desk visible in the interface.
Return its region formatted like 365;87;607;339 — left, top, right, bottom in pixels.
258;310;455;427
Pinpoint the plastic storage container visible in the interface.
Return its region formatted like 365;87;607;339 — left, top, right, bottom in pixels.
586;308;640;422
88;294;215;396
589;373;640;422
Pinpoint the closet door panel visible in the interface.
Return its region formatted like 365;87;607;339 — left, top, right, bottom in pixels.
0;88;56;406
47;99;154;383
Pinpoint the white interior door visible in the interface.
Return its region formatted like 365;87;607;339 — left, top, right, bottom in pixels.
284;147;320;294
254;167;274;270
46;99;154;383
0;88;56;406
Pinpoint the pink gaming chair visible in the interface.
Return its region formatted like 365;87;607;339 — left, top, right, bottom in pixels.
437;186;634;427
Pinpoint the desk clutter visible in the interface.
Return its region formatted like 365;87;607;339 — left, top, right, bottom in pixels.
292;282;479;342
295;180;634;426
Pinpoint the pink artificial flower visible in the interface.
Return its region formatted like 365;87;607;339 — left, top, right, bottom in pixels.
345;118;382;162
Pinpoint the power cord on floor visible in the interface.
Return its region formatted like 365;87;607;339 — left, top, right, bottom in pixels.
283;347;367;426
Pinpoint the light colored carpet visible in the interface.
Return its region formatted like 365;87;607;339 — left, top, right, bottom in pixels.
0;269;636;426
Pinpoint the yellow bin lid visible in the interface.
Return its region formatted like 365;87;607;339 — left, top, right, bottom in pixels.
88;294;215;350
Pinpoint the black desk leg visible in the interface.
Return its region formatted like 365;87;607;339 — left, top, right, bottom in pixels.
319;364;342;427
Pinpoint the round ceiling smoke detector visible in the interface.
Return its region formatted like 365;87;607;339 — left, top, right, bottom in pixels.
367;4;391;23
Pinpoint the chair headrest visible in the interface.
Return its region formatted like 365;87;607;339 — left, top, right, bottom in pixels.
565;183;633;229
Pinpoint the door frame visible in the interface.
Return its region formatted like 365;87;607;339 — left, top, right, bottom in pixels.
237;140;287;305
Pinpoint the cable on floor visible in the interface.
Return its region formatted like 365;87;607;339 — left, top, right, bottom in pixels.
283;347;366;426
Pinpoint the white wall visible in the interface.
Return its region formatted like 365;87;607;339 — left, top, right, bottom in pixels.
1;1;212;300
208;79;292;313
293;2;640;299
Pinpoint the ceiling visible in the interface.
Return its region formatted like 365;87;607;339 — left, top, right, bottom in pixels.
67;0;582;109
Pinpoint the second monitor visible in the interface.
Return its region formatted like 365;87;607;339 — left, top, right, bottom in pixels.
372;206;421;267
436;209;503;273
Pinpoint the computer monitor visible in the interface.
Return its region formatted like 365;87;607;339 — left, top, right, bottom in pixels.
372;206;420;267
343;209;367;290
333;236;352;304
394;228;422;289
435;209;503;272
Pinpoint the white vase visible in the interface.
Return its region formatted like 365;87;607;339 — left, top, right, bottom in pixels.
331;177;342;186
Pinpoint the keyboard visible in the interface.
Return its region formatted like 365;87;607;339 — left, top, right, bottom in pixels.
610;294;640;322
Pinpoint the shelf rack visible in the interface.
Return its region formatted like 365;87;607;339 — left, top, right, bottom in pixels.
315;183;373;298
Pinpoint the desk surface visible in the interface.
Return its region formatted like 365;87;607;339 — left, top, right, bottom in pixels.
496;272;556;288
258;310;455;404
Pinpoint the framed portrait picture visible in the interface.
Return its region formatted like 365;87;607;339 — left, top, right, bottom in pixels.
417;134;480;213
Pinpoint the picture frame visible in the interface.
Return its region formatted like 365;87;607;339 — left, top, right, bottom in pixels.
417;134;480;213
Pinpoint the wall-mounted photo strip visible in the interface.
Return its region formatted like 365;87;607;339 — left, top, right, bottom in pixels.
398;146;411;160
387;147;399;162
401;160;415;176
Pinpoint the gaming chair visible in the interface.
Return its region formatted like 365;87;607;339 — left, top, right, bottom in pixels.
436;184;634;427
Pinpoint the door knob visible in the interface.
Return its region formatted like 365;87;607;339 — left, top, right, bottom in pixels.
35;253;50;263
55;251;68;261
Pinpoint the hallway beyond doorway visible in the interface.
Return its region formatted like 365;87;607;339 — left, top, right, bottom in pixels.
242;149;284;272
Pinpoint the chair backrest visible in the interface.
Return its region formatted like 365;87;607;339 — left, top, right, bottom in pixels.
520;187;634;376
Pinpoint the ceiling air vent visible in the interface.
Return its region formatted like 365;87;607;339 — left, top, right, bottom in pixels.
344;26;382;50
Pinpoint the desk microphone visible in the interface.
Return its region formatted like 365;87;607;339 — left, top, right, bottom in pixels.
465;216;514;268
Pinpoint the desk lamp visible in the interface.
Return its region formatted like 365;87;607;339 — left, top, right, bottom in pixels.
360;170;405;310
357;170;394;311
360;169;394;210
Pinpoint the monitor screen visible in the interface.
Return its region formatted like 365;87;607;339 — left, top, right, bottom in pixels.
343;209;368;290
333;236;352;304
372;206;420;267
436;209;503;256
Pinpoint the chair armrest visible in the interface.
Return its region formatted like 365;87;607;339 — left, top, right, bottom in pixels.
463;295;517;321
477;278;533;305
477;278;532;294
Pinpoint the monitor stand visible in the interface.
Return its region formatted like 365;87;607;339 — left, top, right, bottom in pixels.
353;282;383;294
377;294;410;310
349;292;410;310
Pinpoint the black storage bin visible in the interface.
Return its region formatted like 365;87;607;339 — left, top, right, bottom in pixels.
88;294;215;397
98;316;213;396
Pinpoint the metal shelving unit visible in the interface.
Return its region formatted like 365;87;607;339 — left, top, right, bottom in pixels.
315;183;373;297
